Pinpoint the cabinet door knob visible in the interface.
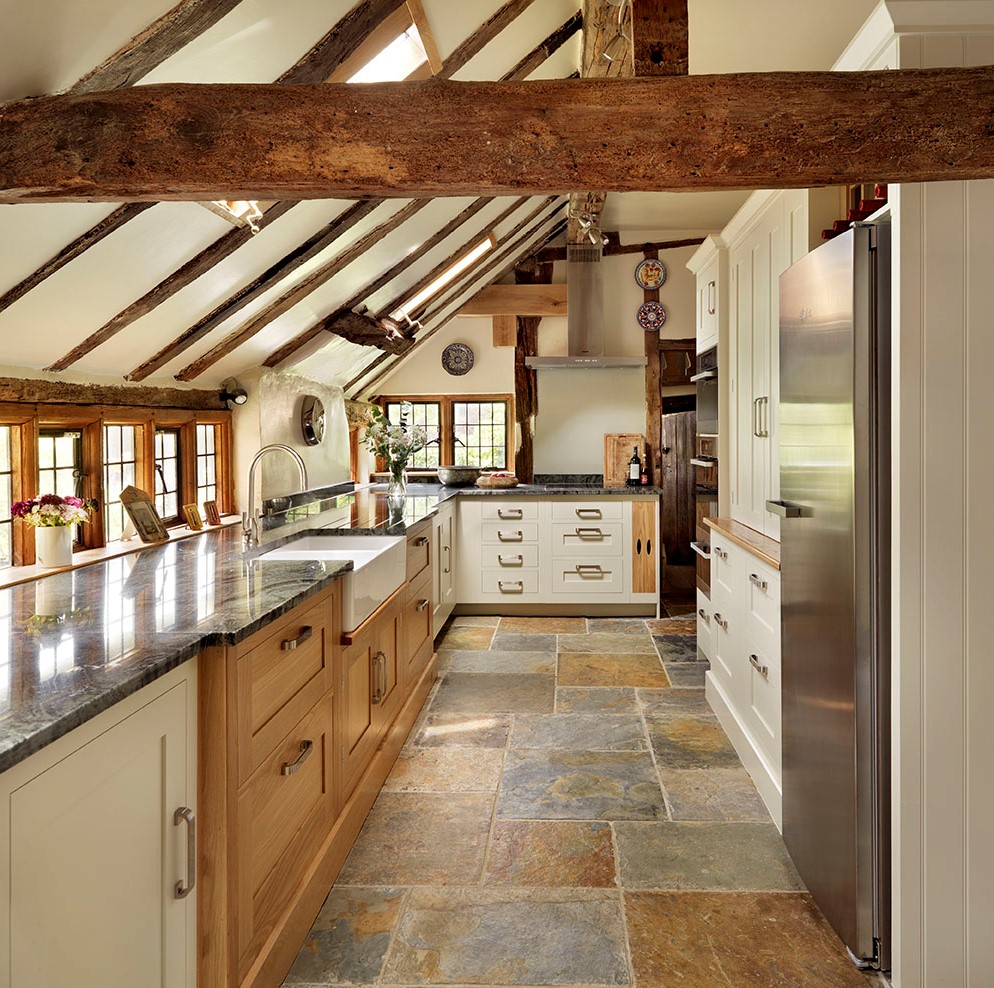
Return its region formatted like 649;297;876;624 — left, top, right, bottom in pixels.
281;739;314;776
173;807;196;900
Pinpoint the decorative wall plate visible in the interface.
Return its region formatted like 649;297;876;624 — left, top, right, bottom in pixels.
442;342;474;376
636;300;667;331
634;257;667;290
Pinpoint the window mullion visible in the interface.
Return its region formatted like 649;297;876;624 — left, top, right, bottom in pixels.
442;398;454;467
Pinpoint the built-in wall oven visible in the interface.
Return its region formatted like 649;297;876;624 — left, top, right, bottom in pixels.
691;347;719;595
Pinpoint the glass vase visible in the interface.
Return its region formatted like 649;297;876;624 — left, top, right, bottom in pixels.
387;463;408;500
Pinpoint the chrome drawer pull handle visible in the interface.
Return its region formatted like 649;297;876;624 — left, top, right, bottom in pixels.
371;651;385;704
417;598;430;612
713;547;728;560
690;540;711;560
575;527;604;538
713;612;728;630
698;607;710;624
707;279;716;315
576;565;604;578
498;530;524;542
749;654;769;679
414;535;429;547
498;508;523;519
575;508;602;519
498;581;524;593
173;807;196;899
748;573;768;591
281;740;314;776
498;554;524;566
282;625;313;651
443;544;451;574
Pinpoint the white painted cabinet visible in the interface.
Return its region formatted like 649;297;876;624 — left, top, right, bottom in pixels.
0;663;197;988
691;239;724;356
431;500;456;637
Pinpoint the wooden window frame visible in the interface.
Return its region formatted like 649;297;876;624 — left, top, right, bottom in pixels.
378;394;514;473
0;402;233;567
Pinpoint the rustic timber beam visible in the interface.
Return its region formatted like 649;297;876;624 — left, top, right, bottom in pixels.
168;199;430;381
6;70;994;202
127;200;380;380
0;376;225;411
68;0;247;93
0;204;154;316
500;11;582;81
536;235;704;263
436;0;541;80
632;0;688;76
492;315;517;347
458;284;567;316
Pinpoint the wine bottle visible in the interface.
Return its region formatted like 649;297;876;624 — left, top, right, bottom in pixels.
639;465;649;486
628;445;641;486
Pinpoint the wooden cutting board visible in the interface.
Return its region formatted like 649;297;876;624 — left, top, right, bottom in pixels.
604;433;645;488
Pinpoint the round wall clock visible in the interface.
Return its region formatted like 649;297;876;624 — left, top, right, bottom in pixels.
634;257;667;290
636;300;667;332
442;342;474;376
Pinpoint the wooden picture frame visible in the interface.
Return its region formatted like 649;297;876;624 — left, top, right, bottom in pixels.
119;485;169;543
183;503;203;530
203;500;221;526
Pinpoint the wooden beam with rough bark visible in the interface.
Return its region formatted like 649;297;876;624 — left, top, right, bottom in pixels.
125;200;380;381
500;11;582;81
68;0;247;93
0;376;225;411
6;71;993;202
632;0;688;76
436;0;541;79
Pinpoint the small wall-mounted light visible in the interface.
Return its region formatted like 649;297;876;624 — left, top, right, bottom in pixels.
220;378;249;407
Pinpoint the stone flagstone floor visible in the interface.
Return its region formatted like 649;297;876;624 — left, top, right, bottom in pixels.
282;615;882;988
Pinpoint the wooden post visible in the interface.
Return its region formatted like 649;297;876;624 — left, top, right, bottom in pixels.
642;247;663;488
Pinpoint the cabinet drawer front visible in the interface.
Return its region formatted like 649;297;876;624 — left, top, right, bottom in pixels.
550;522;624;556
406;520;432;581
696;588;713;661
236;595;333;784
481;545;540;569
745;565;781;649
481;521;540;544
481;500;539;521
405;569;433;666
237;699;334;966
482;570;540;596
745;636;781;769
551;559;624;595
709;536;741;602
550;501;624;522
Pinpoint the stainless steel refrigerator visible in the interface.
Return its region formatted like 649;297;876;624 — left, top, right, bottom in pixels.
769;224;890;971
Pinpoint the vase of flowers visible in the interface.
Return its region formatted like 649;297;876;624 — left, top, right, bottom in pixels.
362;406;427;502
11;494;97;568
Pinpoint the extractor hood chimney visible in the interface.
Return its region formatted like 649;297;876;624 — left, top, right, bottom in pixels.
525;243;646;369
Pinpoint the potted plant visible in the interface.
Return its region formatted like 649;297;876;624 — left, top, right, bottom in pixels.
362;406;427;500
11;494;98;568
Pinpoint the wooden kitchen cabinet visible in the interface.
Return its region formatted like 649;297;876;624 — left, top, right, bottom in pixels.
659;338;696;386
0;663;197;988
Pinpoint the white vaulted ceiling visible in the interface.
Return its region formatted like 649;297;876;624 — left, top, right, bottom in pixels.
0;0;877;395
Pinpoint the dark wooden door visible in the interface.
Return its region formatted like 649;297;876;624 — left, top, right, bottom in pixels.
661;410;697;566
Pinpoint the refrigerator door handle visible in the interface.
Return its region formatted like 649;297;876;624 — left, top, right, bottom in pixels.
752;397;761;437
766;499;804;518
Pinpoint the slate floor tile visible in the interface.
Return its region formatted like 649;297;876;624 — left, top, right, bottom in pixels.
652;634;701;662
585;618;648;635
383;748;504;793
446;650;555;675
664;663;709;687
660;768;770;822
485;820;617;888
558;632;656;654
337;793;494;886
637;688;711;717
435;626;495;651
450;615;500;628
557;653;671;689
625;891;879;987
430;673;556;714
382;888;629;985
498;616;587;634
510;713;647;751
645;618;697;635
645;714;740;769
498;749;666;821
282;886;405;985
489;632;558;652
411;712;512;749
614;821;803;890
556;686;639;714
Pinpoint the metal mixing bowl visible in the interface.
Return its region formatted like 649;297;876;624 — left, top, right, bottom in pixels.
437;465;482;486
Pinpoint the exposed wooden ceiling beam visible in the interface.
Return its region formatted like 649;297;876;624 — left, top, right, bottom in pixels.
125;200;380;381
436;0;541;79
8;69;993;202
501;11;582;81
0;203;154;316
632;0;688;76
0;376;225;411
68;0;247;93
166;199;429;382
357;216;568;398
458;283;567;316
537;235;704;263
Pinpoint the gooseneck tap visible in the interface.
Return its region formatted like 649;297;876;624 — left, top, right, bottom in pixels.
243;444;309;546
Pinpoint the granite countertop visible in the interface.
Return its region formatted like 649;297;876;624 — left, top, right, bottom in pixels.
0;483;661;773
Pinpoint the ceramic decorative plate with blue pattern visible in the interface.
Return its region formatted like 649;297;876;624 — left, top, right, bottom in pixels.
636;301;667;331
442;342;474;375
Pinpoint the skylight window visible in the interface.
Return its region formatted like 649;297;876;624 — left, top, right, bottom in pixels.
393;234;497;319
349;26;429;83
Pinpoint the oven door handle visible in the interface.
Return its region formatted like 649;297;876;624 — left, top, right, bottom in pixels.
690;458;717;468
690;370;717;382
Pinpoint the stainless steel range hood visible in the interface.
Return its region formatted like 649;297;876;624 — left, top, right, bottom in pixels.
525;243;647;369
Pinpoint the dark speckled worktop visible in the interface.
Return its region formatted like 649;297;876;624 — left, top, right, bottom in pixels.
0;484;659;772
